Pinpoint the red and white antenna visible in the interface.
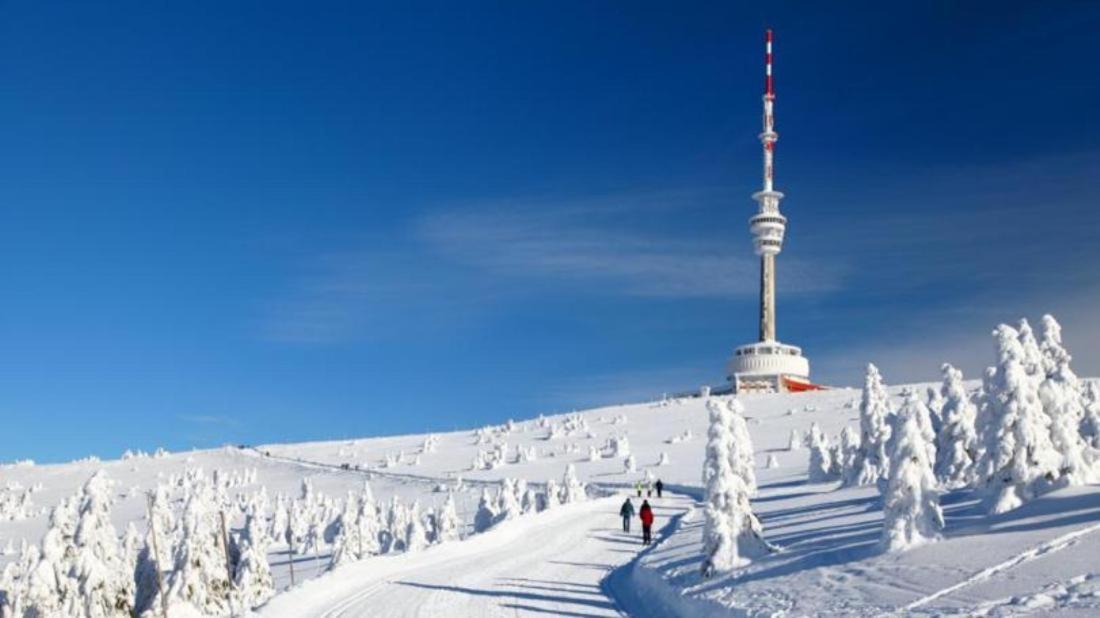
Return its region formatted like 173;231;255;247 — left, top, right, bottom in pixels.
765;28;775;98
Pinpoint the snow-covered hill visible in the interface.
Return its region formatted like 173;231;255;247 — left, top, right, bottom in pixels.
4;318;1100;616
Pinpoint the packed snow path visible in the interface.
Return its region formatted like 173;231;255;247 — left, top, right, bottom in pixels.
261;493;692;617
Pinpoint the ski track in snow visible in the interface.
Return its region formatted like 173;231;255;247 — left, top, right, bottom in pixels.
906;519;1100;611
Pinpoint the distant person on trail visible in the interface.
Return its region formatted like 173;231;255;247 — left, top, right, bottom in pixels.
646;481;652;498
639;500;654;545
635;480;643;497
655;479;664;498
619;498;635;532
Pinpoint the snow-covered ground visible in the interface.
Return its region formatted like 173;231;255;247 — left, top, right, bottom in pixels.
4;376;1100;616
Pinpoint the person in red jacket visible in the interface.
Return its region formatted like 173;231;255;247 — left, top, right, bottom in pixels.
639;500;654;545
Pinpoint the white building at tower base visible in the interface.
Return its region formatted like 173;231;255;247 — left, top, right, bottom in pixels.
727;341;814;394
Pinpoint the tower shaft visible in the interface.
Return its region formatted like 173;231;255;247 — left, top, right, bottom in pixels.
760;253;775;341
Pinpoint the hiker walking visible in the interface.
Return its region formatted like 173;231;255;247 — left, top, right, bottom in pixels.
619;497;635;532
655;479;664;498
639;500;654;545
635;479;643;497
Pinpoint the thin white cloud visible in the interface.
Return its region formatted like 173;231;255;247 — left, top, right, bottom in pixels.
417;193;845;299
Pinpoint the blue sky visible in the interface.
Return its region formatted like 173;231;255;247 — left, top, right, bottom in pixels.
1;2;1099;462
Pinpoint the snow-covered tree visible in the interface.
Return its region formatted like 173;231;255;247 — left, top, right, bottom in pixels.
787;429;802;451
134;486;174;617
806;423;837;483
926;386;945;435
432;494;462;543
623;455;636;474
541;479;560;511
979;324;1061;514
833;426;860;481
881;390;944;552
473;489;498;533
1037;314;1094;485
1081;382;1100;449
700;396;770;576
847;363;893;488
233;509;274;608
561;465;586;504
329;497;362;568
495;479;522;523
657;452;671;466
164;490;235;615
935;363;980;488
405;502;428;552
70;471;134;616
725;399;758;495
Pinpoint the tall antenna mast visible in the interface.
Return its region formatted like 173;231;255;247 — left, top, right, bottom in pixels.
750;28;787;342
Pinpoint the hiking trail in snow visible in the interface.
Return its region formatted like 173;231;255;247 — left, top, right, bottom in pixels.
260;494;692;617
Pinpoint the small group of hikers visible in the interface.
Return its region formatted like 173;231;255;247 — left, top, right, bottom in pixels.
633;478;664;499
619;478;663;545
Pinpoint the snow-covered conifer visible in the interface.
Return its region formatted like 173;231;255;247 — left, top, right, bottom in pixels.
561;464;586;503
935;364;980;488
848;363;893;487
787;429;802;451
405;502;428;552
700;396;770;576
980;324;1061;514
233;509;274;608
70;471;134;616
433;494;462;543
1037;315;1093;485
806;424;837;483
541;479;560;511
495;479;522;523
623;455;636;474
473;489;498;533
882;390;944;552
657;452;671;466
164;491;234;615
726;399;757;495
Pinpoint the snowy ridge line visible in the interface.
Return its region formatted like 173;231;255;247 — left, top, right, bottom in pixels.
905;519;1100;610
250;447;621;498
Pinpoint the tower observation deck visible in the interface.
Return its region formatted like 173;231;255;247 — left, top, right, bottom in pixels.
726;29;818;394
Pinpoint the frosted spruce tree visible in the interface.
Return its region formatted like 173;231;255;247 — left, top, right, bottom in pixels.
847;364;893;487
979;324;1061;514
725;399;758;495
935;364;980;488
881;390;944;552
561;464;586;504
1037;314;1094;485
473;489;498;534
233;509;274;609
432;493;462;543
897;387;937;467
134;485;175;617
329;496;362;568
834;426;861;481
700;396;769;576
164;491;235;615
806;423;836;483
405;502;428;552
70;471;134;616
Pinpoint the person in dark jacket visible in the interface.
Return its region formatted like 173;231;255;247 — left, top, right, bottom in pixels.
655;479;664;498
639;500;654;545
619;497;635;532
